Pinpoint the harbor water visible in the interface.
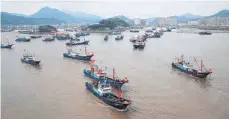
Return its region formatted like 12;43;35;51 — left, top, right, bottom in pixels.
1;31;229;119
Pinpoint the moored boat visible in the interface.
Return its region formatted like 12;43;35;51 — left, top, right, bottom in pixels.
1;41;13;48
133;41;145;49
104;35;108;40
43;36;55;41
63;47;94;60
66;40;89;46
115;35;124;40
172;55;212;78
85;81;131;111
84;63;129;88
30;35;42;39
130;29;139;32
21;51;41;65
15;37;31;42
108;31;121;35
199;31;212;35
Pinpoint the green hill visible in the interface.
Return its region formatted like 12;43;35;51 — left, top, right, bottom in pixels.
88;18;129;30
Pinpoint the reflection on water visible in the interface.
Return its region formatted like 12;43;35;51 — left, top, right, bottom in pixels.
2;31;229;119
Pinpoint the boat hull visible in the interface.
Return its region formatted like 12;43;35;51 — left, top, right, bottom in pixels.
15;38;31;42
43;38;55;41
30;36;42;39
84;69;125;88
85;82;130;110
66;41;89;46
172;63;211;78
63;53;93;60
21;59;41;65
1;44;13;48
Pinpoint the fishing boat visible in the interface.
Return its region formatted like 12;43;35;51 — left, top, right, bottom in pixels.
145;30;153;33
1;41;13;48
133;41;145;49
21;51;41;65
108;31;121;35
199;31;212;35
130;29;139;32
80;32;90;36
115;35;124;40
55;32;70;40
172;55;212;78
85;81;131;111
30;35;42;39
66;40;89;46
152;32;161;38
43;36;55;41
15;37;31;42
63;47;94;60
84;64;129;88
104;35;108;41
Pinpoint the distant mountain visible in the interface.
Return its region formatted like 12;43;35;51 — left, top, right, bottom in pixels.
11;13;27;17
210;10;229;17
168;13;204;23
30;7;77;22
1;12;63;25
64;10;102;23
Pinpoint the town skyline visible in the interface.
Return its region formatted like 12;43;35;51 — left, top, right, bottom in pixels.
2;1;229;19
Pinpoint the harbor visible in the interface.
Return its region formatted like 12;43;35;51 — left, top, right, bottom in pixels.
2;30;229;119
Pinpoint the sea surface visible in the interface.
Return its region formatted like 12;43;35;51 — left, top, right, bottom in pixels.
1;31;229;119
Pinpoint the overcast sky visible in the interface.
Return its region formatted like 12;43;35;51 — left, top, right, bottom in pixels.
1;0;229;19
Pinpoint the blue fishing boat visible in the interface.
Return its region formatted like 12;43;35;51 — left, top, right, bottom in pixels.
56;36;69;40
86;81;131;111
104;35;108;40
30;35;42;39
80;32;90;36
66;40;89;46
21;51;41;65
63;47;94;61
84;64;128;88
15;37;31;42
43;36;55;41
115;35;124;40
172;55;212;78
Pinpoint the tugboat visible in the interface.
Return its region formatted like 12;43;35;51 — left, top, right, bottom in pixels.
63;47;94;60
15;37;31;42
84;63;129;88
85;81;131;111
1;41;13;48
199;31;212;35
115;35;124;40
133;41;145;49
21;51;41;65
43;36;55;41
30;35;42;39
172;55;212;78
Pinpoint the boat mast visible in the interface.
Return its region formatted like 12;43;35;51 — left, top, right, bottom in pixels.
194;57;201;71
201;60;203;71
113;68;115;80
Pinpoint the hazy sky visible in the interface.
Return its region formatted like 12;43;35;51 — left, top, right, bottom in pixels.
1;0;229;18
